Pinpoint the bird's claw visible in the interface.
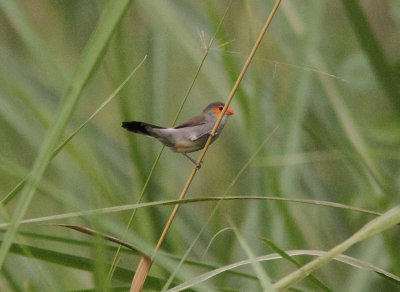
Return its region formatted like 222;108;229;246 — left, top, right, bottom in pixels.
209;131;217;137
195;160;203;170
182;152;203;170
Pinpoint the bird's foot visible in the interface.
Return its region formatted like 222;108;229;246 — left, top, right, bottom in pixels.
182;153;202;170
195;161;203;170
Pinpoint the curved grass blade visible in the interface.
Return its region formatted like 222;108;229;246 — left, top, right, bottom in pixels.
260;237;331;292
0;195;382;228
167;249;400;292
4;229;257;282
5;241;163;288
274;206;400;290
56;224;149;257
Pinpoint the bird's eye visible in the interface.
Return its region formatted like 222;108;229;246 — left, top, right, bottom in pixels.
218;106;223;111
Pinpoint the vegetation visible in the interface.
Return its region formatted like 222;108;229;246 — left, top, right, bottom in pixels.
0;0;399;291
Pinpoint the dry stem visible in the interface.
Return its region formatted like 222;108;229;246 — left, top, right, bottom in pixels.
130;1;282;291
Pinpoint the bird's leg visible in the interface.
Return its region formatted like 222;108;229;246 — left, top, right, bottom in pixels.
182;153;202;170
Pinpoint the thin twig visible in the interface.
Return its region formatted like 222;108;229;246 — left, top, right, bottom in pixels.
130;1;282;291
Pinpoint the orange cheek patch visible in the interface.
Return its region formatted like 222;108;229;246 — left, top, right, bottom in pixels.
212;108;221;115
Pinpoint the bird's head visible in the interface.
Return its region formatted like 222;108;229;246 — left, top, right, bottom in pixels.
204;102;234;117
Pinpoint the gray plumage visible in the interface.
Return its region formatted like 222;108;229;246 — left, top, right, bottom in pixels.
122;102;233;167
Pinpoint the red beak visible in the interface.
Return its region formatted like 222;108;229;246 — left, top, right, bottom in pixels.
226;107;234;115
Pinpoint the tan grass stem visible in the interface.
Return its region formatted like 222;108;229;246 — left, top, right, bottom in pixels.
130;1;282;291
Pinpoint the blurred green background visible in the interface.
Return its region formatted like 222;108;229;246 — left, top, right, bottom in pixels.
1;0;400;291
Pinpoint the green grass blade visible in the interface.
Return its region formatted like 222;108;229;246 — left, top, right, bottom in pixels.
0;195;382;228
51;55;147;159
0;0;133;268
230;221;276;292
6;242;164;287
0;56;146;206
5;229;257;283
273;206;400;290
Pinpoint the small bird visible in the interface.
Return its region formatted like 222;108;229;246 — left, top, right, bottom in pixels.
122;102;234;168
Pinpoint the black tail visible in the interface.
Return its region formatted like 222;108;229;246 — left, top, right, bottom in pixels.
121;121;164;136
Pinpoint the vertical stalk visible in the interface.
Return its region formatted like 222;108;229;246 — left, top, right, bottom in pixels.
130;1;282;291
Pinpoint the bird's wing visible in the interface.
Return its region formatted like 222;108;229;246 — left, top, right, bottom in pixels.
174;114;206;129
190;131;210;141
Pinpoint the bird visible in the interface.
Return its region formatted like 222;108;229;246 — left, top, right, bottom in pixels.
122;102;234;169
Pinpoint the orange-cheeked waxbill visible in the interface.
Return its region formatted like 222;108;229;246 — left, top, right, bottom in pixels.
122;102;234;168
